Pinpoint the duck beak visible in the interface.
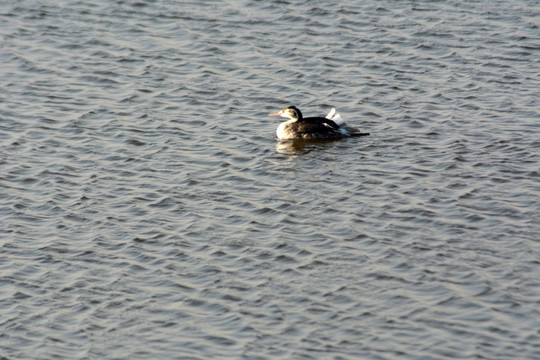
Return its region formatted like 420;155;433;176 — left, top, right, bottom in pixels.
269;112;281;116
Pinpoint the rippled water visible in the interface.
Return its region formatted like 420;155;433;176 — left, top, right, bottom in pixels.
1;1;540;359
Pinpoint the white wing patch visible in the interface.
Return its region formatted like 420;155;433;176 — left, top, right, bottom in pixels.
325;107;345;125
326;108;336;119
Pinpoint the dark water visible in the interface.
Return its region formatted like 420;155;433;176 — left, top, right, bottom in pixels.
1;1;539;359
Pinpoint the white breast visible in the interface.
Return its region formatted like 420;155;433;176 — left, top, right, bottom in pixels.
276;120;295;139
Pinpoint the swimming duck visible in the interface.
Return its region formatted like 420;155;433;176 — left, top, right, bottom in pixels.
269;106;369;140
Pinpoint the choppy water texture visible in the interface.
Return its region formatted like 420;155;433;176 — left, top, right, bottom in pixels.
1;1;540;359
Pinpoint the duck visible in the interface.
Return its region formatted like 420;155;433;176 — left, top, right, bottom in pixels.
269;106;369;140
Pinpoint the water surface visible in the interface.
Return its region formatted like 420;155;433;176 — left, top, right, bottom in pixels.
1;1;539;359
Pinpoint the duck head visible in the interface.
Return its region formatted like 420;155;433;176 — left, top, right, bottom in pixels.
269;106;303;121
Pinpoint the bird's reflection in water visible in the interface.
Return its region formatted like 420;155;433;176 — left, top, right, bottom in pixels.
275;138;339;155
